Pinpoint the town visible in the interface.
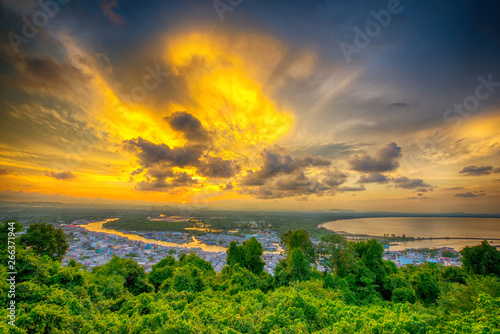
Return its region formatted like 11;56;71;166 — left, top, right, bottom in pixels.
60;220;462;274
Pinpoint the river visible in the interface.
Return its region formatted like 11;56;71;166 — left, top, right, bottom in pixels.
321;217;500;251
78;219;227;252
78;218;282;254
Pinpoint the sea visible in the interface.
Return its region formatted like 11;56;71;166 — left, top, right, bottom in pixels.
321;217;500;251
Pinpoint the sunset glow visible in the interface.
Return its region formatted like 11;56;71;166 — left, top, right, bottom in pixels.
0;1;499;213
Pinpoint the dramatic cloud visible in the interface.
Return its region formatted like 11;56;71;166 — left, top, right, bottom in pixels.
135;169;197;191
45;171;77;180
165;112;211;143
244;171;329;199
391;177;432;189
242;149;330;186
125;137;205;191
125;137;203;168
357;173;389;183
455;191;486;198
239;148;335;199
0;1;498;211
459;165;494;176
126;110;240;191
197;157;240;178
348;142;401;173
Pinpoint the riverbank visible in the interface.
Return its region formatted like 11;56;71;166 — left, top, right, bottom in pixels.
66;219;284;273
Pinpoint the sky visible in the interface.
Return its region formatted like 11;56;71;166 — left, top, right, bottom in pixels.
0;0;499;213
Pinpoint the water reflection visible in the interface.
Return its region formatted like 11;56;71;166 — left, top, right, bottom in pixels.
78;219;227;252
79;219;283;254
322;217;500;251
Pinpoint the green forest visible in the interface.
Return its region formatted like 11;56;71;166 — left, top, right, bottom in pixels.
1;220;500;333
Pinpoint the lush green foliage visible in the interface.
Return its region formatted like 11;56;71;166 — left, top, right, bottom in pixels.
19;223;69;261
281;230;317;263
1;223;500;333
461;240;500;276
227;237;265;275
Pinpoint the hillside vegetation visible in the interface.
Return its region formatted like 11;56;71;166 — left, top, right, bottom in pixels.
1;221;499;333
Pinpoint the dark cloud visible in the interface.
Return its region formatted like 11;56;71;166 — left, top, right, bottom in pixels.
125;137;207;191
126;111;228;190
442;187;464;191
125;137;203;168
0;169;13;175
459;165;494;176
275;172;326;192
244;171;329;199
455;191;486;198
348;142;401;173
165;112;211;143
241;170;265;186
130;168;144;176
197;157;240;178
45;171;76;180
357;173;389;184
337;185;366;193
337;185;365;192
126;135;240;191
239;147;336;199
0;52;89;95
242;149;330;186
494;167;500;173
135;169;197;191
322;170;347;187
391;177;432;189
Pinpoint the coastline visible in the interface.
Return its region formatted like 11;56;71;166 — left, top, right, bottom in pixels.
320;216;500;251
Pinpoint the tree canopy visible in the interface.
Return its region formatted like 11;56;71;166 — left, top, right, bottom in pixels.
226;237;264;275
19;223;69;261
460;240;500;276
282;229;316;263
2;222;499;333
